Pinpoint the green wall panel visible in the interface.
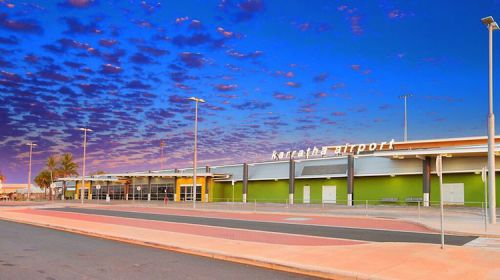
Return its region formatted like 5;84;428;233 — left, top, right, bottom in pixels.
355;175;422;204
430;173;494;206
295;178;347;204
212;181;242;202
212;172;499;207
211;182;226;202
247;180;288;203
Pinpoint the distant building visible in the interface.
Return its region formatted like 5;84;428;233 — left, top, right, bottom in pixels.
0;184;29;194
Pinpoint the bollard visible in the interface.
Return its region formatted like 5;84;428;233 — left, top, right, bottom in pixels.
483;202;488;233
365;200;368;216
418;201;421;221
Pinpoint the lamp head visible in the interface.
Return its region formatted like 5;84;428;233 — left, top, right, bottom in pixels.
482;16;495;25
482;16;499;30
188;97;206;103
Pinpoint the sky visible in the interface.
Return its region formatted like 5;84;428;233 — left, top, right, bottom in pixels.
1;0;500;183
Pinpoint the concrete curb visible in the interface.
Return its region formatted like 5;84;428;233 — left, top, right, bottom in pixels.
0;215;378;280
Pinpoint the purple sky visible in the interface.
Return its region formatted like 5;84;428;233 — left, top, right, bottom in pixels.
1;0;500;183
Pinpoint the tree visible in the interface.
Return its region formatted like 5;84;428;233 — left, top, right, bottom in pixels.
59;153;79;199
47;155;58;200
0;171;5;183
34;170;51;195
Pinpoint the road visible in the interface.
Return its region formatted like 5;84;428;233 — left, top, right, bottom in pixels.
0;220;316;280
49;207;478;245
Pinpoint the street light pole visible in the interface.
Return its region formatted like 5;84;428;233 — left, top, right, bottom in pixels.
26;142;37;201
188;97;205;209
160;141;166;170
79;128;92;205
399;94;412;142
482;16;499;224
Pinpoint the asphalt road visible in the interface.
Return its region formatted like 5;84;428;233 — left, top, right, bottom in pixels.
50;207;478;246
0;220;316;280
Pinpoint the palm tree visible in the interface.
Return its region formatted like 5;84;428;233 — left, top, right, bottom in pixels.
59;153;79;200
0;171;5;183
34;170;51;196
47;155;58;200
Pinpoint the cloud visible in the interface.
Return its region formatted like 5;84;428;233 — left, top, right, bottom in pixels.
99;39;117;47
214;84;238;92
313;73;328;82
337;4;363;35
36;69;71;82
285;81;301;88
0;35;18;45
314;92;328;98
179;52;206;68
0;13;43;34
235;0;264;22
232;100;271;110
62;17;102;35
189;19;203;30
299;104;315;113
100;64;122;74
351;64;361;71
321;118;337;125
332;111;346;117
226;49;263;59
126;80;151;90
387;10;411;19
129;52;154;64
59;0;96;8
171;33;224;48
273;92;295;100
168;94;191;104
332;82;346;90
175;16;190;24
170;71;198;83
138;45;169;57
216;26;242;39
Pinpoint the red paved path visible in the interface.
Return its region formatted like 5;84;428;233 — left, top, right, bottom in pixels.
14;209;364;246
96;205;434;233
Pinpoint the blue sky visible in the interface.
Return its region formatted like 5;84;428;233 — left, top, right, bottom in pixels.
1;0;500;182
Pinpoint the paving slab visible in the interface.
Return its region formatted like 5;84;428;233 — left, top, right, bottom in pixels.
1;206;499;279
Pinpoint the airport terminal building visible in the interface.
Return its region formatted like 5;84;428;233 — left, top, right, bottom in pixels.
60;136;500;207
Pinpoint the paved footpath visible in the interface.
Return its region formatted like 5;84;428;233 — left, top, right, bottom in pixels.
0;203;499;279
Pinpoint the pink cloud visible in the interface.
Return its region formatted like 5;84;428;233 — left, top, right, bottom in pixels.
273;92;295;100
286;81;301;88
215;84;238;91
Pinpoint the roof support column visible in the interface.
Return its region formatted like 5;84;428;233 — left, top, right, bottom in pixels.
423;156;431;207
147;176;152;201
347;155;354;206
242;163;248;203
88;180;92;200
174;169;179;202
205;166;210;203
289;159;295;205
106;181;110;201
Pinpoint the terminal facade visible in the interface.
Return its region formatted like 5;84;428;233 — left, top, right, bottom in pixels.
60;136;500;206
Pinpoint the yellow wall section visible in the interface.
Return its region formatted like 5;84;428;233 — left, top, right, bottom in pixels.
175;177;207;202
75;181;92;200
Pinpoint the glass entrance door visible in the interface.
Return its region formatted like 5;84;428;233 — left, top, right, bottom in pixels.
180;185;201;201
